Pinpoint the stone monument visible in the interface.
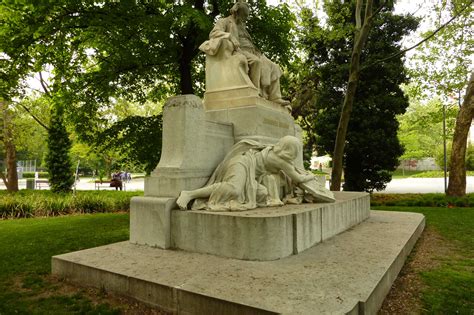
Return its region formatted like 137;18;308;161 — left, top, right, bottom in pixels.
52;2;425;313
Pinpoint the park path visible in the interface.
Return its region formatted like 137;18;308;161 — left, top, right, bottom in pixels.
3;177;474;194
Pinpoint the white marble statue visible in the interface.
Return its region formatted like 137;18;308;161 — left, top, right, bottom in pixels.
177;136;335;211
199;0;289;105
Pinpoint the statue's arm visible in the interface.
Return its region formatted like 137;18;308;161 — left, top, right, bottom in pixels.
202;18;238;54
267;152;313;184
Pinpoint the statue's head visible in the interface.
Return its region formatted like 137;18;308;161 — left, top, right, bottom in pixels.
230;0;250;22
273;136;301;162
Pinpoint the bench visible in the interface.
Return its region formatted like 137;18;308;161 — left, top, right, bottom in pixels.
94;180;126;191
35;179;49;190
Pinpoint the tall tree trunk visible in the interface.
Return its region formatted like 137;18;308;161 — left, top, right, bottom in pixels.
0;100;19;192
447;71;474;197
179;57;194;94
330;0;375;191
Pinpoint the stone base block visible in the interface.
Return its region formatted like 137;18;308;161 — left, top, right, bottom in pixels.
172;192;369;260
205;104;297;144
130;196;176;248
52;210;425;315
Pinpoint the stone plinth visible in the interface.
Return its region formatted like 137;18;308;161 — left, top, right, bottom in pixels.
145;95;234;198
205;100;298;144
52;210;425;315
172;192;369;261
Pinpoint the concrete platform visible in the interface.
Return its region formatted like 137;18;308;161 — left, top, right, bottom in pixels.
52;210;424;314
171;192;369;261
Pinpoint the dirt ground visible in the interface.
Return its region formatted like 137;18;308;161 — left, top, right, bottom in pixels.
379;227;454;314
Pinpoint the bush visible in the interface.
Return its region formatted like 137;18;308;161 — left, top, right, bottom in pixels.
0;190;143;219
22;172;49;179
371;193;474;208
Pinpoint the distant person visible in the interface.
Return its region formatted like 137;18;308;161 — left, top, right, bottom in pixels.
110;172;123;191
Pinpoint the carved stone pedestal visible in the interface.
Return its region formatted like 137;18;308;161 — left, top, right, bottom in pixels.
171;192;369;261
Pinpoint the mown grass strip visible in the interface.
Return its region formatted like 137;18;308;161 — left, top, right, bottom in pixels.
374;206;474;313
0;213;129;314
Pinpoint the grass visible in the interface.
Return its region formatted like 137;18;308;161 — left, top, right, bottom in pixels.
391;169;474;178
0;200;471;313
375;206;474;313
0;213;130;314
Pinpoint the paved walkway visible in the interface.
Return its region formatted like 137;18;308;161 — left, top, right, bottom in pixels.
4;177;474;194
379;176;474;194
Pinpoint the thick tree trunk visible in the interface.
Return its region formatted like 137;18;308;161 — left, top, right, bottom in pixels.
447;71;474;197
330;0;375;191
0;101;19;192
179;57;194;95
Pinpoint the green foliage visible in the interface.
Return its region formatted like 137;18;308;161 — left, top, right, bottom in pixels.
0;0;295;139
371;193;474;207
0;213;129;313
45;107;74;193
397;91;458;160
293;3;418;192
0;190;142;219
409;0;473;103
96;114;163;175
22;172;48;179
12;98;48;162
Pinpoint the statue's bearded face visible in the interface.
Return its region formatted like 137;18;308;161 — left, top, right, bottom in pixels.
234;6;249;23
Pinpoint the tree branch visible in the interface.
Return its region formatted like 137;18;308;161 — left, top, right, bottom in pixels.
15;102;50;130
362;0;473;70
38;72;51;97
355;0;362;30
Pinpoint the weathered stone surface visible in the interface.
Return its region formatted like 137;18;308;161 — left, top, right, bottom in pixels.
205;104;296;144
130;196;176;249
52;210;425;315
145;95;234;198
172;192;368;260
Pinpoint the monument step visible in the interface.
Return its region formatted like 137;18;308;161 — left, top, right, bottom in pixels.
52;210;424;315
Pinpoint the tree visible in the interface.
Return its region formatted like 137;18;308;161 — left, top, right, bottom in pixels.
0;100;19;192
448;71;474;196
329;0;382;191
0;1;294;128
397;87;457;162
96;114;163;175
46;105;74;193
293;2;418;192
406;0;473;196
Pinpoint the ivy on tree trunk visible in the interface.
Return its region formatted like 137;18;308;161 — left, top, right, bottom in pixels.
46;105;74;193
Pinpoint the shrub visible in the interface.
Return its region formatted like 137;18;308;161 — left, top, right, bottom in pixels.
0;190;143;219
22;172;49;179
371;193;474;207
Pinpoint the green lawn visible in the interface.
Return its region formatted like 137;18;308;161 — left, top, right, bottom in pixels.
375;206;474;313
0;213;129;314
0;207;472;313
391;169;474;178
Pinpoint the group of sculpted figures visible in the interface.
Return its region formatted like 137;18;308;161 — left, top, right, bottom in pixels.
176;1;335;211
199;0;289;105
177;136;335;211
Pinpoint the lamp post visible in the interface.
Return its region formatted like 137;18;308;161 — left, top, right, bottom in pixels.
443;103;447;193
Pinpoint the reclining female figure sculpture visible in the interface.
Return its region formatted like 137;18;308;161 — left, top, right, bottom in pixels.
177;136;335;211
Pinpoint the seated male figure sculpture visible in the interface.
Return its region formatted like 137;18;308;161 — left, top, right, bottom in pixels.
177;136;335;211
199;0;289;105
